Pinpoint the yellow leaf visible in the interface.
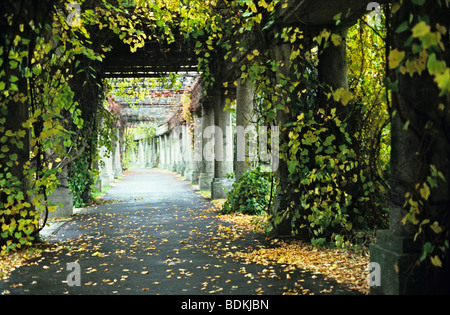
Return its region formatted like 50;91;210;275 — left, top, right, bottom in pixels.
331;33;342;46
419;182;430;200
389;49;406;69
412;21;431;38
340;90;353;106
332;88;353;105
431;255;442;267
430;221;442;234
434;68;450;93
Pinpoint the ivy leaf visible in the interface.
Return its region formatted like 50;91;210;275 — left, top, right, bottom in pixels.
411;0;426;5
395;21;409;34
427;53;446;75
419;182;430;200
388;49;405;70
430;221;443;234
412;21;431;38
434;68;450;94
430;255;442;267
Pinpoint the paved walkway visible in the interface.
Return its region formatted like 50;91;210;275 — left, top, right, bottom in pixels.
1;168;358;296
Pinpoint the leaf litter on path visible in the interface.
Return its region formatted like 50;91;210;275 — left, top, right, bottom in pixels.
216;212;370;294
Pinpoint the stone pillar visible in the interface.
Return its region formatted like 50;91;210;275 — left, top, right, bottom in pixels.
112;129;122;178
165;133;171;170
268;41;294;236
46;165;73;219
317;26;350;119
189;116;202;184
159;135;165;169
370;1;450;294
172;126;183;173
99;145;114;189
145;139;152;167
137;139;145;167
170;130;177;172
151;137;158;167
236;77;256;180
199;102;215;191
211;89;234;200
181;124;191;179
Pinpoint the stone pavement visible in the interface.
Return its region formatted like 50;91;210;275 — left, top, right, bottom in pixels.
0;168;359;297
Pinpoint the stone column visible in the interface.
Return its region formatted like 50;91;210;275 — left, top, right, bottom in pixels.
199;101;215;191
159;135;165;169
268;41;294;236
145;139;152;167
211;89;234;200
99;145;114;189
173;126;183;173
165;133;171;170
137;139;145;167
190;116;202;184
170;129;178;172
236;77;256;180
47;165;73;219
370;1;450;294
317;26;350;119
181;124;191;179
151;137;158;167
112;129;122;178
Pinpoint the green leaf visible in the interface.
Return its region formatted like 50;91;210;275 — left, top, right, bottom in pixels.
395;21;409;34
427;53;446;75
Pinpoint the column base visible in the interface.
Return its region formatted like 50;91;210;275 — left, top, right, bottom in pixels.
45;186;74;219
268;191;295;237
189;170;200;185
369;229;426;295
199;172;214;191
179;164;186;176
211;178;235;200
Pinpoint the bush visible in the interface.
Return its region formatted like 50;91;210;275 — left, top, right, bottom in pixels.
222;167;274;215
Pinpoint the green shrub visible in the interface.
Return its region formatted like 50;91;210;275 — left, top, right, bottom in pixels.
222;167;274;215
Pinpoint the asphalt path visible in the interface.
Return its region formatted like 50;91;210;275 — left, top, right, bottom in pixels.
0;168;358;297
